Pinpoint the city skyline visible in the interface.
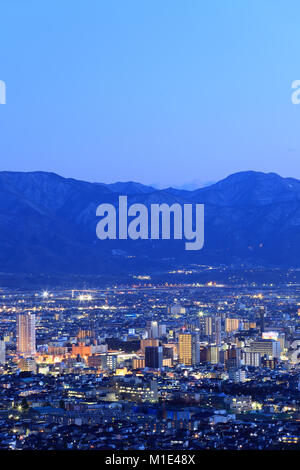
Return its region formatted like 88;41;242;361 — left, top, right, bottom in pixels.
1;0;300;456
0;275;299;451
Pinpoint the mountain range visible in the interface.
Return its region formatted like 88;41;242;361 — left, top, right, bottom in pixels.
1;170;300;274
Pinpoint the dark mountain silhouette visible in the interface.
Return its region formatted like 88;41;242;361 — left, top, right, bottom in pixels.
0;170;300;274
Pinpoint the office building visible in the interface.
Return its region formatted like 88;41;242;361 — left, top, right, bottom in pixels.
250;339;281;359
145;346;163;369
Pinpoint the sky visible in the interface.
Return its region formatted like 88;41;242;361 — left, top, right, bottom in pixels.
0;0;300;188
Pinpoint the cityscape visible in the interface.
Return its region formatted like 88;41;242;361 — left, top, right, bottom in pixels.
1;0;300;459
0;266;300;450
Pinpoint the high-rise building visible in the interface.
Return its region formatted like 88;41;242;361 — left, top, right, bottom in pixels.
178;332;199;365
242;351;261;367
225;318;240;333
207;344;219;364
146;321;159;338
0;340;5;365
140;338;159;353
200;316;222;345
200;346;208;363
146;321;166;339
103;353;118;371
16;313;36;357
259;307;265;333
163;343;177;360
250;339;281;359
163;345;174;360
158;324;167;337
225;346;241;368
145;346;163;369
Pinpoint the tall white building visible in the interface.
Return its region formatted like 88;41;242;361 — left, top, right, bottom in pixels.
146;321;166;339
0;340;5;364
17;313;36;356
200;316;222;345
242;351;261;367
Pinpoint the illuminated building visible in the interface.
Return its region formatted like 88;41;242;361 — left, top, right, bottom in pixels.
0;340;5;364
146;321;158;338
16;313;36;357
178;332;199;366
87;352;117;370
262;331;279;340
242;351;261;367
116;380;158;402
132;357;145;369
200;316;221;345
261;356;278;369
162;357;173;367
72;343;92;357
250;339;281;359
78;329;95;340
146;321;166;339
228;395;252;412
225;318;240;332
104;353;118;371
48;346;68;356
207;344;219;364
18;357;37;373
228;368;246;383
169;305;186;315
140;338;159;353
262;331;285;351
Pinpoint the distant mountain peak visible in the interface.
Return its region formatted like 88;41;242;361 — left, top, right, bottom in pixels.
0;169;299;273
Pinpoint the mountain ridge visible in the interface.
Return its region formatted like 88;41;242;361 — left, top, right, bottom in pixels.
0;170;300;274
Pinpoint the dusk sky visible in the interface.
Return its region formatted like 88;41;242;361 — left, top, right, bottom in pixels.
0;1;300;188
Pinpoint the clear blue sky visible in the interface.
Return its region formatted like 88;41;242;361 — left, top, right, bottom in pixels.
0;0;300;187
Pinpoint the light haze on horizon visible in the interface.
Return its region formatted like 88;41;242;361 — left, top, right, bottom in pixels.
0;1;300;187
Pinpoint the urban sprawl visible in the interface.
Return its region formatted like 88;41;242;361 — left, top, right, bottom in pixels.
0;269;300;450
